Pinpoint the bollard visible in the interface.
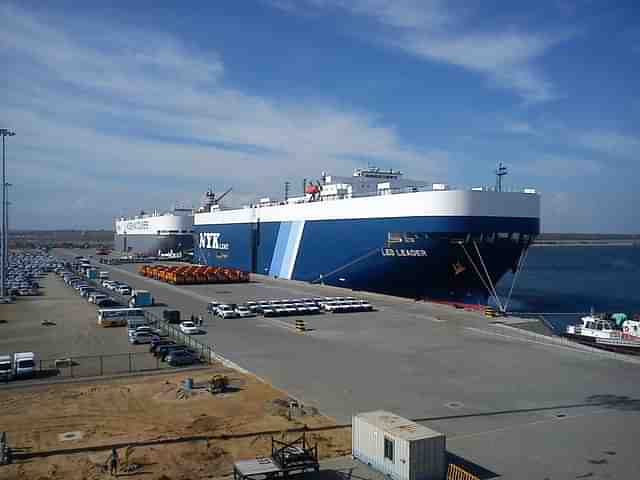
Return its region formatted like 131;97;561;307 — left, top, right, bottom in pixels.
295;319;306;332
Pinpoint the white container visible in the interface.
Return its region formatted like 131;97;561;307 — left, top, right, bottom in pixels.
352;411;446;480
432;183;448;191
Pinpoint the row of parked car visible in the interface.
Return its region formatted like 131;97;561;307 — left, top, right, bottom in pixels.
4;251;56;297
58;268;122;308
126;323;200;366
206;296;374;319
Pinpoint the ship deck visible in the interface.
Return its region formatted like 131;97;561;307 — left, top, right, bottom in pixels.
53;249;640;479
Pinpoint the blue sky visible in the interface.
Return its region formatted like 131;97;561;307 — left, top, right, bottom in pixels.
1;0;639;232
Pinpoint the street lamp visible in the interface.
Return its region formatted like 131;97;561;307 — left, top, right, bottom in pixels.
1;129;16;299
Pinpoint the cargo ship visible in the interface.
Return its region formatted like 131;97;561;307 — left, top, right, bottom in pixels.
193;168;540;305
114;207;194;257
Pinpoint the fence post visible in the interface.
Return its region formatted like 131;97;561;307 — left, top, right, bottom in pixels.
100;355;103;376
128;352;132;373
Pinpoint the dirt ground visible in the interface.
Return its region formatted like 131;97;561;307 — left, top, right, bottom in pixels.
0;366;351;480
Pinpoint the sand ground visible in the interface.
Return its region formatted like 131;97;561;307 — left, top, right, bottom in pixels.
0;367;350;480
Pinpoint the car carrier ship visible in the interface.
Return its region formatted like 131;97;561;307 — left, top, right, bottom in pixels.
193;167;540;305
114;207;194;257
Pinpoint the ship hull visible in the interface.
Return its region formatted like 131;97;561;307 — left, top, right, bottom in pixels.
114;233;193;257
193;215;538;304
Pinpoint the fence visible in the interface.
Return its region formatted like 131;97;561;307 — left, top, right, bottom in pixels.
145;309;216;364
37;351;164;378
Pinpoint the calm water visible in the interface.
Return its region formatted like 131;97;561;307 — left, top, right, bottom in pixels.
494;246;640;333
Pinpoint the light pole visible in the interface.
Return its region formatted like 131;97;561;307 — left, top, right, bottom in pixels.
4;183;11;284
1;129;16;298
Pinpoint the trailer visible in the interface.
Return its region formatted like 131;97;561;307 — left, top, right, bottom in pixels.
129;289;154;307
233;434;319;480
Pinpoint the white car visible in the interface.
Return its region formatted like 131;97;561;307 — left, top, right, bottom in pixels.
179;321;199;335
116;285;132;295
89;293;108;304
217;305;238;319
235;305;255;318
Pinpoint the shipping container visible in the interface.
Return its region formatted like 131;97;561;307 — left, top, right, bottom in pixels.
352;411;446;480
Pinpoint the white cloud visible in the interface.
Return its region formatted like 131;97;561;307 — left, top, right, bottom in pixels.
503;121;538;136
514;155;602;177
0;4;447;228
575;131;640;158
284;0;569;103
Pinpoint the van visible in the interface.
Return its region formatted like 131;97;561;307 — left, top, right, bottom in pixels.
13;352;35;377
99;271;109;280
0;354;13;381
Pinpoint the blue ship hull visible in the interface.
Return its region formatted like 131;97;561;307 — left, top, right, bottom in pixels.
194;215;539;304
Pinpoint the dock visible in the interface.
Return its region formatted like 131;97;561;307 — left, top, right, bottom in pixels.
16;248;640;478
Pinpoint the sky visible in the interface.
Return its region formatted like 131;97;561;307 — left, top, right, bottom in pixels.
1;0;639;233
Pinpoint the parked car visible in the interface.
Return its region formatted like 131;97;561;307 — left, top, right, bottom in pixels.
128;325;153;336
116;285;132;295
129;331;155;344
235;305;255;318
150;339;176;354
13;352;35;377
79;287;98;298
179;321;199;335
156;344;190;361
166;350;198;366
217;304;238;319
89;293;108;304
96;298;121;308
0;354;13;381
207;301;221;315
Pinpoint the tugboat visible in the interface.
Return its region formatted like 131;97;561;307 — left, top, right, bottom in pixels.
565;311;640;355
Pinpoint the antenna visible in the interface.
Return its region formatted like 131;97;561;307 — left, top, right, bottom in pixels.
284;181;290;201
495;162;508;192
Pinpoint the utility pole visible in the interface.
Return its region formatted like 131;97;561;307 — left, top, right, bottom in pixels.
495;162;508;192
0;129;16;299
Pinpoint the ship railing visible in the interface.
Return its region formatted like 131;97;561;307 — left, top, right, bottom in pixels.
246;185;537;208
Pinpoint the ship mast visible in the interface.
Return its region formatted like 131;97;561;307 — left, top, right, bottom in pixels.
495;162;508;192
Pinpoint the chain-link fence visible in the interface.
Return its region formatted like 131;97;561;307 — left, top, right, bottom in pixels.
145;309;216;364
37;352;163;378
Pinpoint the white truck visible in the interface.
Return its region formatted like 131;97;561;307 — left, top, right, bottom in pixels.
13;352;35;377
129;289;154;307
98;271;110;280
0;355;13;381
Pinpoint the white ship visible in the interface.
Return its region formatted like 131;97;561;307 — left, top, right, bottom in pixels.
114;207;194;256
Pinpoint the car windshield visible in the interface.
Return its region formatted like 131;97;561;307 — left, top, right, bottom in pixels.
0;363;11;371
183;322;195;327
19;360;35;368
